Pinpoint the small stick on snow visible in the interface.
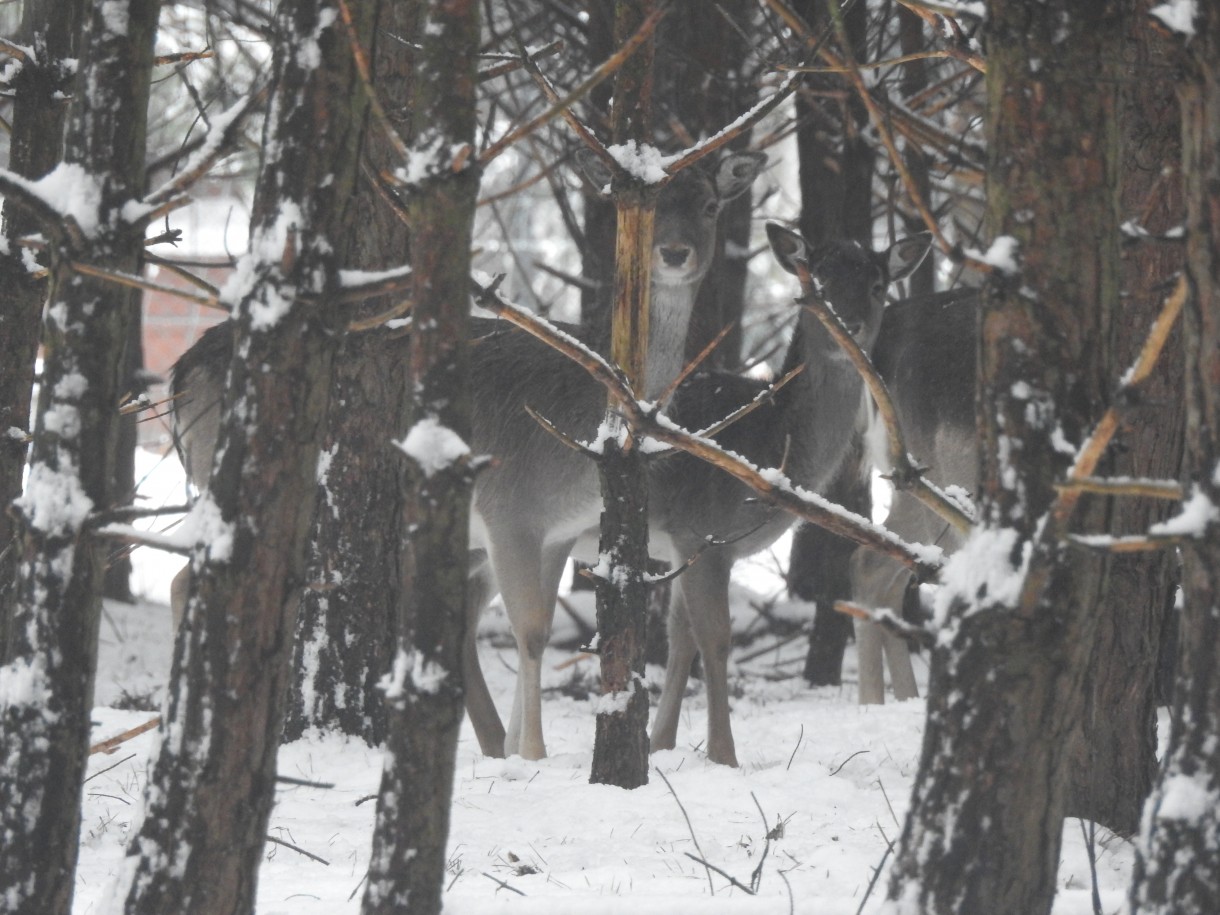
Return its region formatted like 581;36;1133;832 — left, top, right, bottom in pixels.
657;767;716;896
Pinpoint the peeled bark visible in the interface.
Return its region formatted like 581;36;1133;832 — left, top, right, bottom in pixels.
587;0;658;790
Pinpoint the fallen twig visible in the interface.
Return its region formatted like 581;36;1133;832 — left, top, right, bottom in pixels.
657;767;715;895
89;717;160;755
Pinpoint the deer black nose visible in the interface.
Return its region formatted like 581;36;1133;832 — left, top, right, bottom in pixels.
659;245;691;268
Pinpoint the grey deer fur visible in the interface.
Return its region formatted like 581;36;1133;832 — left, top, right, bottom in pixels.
637;224;931;765
850;286;978;704
169;152;768;758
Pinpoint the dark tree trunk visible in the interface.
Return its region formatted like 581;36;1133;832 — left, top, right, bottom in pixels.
898;5;935;298
1131;6;1220;910
284;0;411;746
0;0;82;661
0;0;154;911
588;0;657;790
360;1;479;912
116;0;368;911
660;0;757;368
886;2;1122;911
790;0;874;686
1065;0;1186;837
103;314;143;603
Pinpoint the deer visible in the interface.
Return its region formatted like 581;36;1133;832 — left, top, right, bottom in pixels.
168;152;769;758
636;224;931;765
849;286;978;704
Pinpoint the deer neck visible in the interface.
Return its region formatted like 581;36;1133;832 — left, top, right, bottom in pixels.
641;278;700;401
778;319;868;494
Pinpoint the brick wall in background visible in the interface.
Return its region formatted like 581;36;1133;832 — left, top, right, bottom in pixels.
141;260;230;450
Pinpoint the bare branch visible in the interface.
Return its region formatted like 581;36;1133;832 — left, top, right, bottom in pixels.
1052;274;1188;529
500;3;672;173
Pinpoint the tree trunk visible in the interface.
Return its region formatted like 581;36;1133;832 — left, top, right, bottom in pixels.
0;0;82;661
587;0;658;791
660;0;757;368
116;1;368;910
886;2;1122;911
1065;0;1186;837
103;314;143;602
360;1;479;911
0;0;154;911
1130;6;1220;909
284;0;411;746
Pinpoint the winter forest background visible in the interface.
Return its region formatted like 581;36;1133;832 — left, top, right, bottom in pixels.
1;0;1218;913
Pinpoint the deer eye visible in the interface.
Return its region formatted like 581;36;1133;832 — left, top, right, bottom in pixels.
871;280;885;297
703;200;719;218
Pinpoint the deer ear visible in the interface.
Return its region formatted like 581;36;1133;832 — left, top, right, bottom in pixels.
714;151;767;202
886;232;933;283
574;147;614;193
766;222;809;276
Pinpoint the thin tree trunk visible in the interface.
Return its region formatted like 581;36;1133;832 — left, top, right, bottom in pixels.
886;2;1122;911
0;0;83;661
103;315;143;602
1131;6;1220;909
0;0;155;911
360;1;480;911
116;1;369;910
588;0;658;790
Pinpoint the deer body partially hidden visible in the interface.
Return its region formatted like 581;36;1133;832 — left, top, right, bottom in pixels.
850;287;978;704
640;225;931;765
170;153;768;762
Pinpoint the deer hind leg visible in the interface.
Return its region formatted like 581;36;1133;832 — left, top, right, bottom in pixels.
849;544;911;704
650;587;699;754
463;551;507;757
497;536;572;760
675;553;738;766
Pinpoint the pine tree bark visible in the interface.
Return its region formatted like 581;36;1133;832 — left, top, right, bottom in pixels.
359;2;479;911
886;2;1122;911
1065;0;1186;836
116;1;369;911
0;0;83;661
0;1;155;912
284;0;409;746
1131;6;1220;910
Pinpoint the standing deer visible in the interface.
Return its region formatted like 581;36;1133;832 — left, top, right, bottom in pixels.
850;287;978;704
169;152;768;759
640;224;931;765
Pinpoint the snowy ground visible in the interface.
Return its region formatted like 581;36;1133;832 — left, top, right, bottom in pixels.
73;450;1137;914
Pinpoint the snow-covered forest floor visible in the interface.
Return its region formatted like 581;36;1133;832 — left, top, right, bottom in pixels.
73;450;1139;914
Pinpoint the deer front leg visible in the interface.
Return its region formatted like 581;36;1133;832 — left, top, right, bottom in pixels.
677;555;738;767
497;537;571;760
650;590;698;753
